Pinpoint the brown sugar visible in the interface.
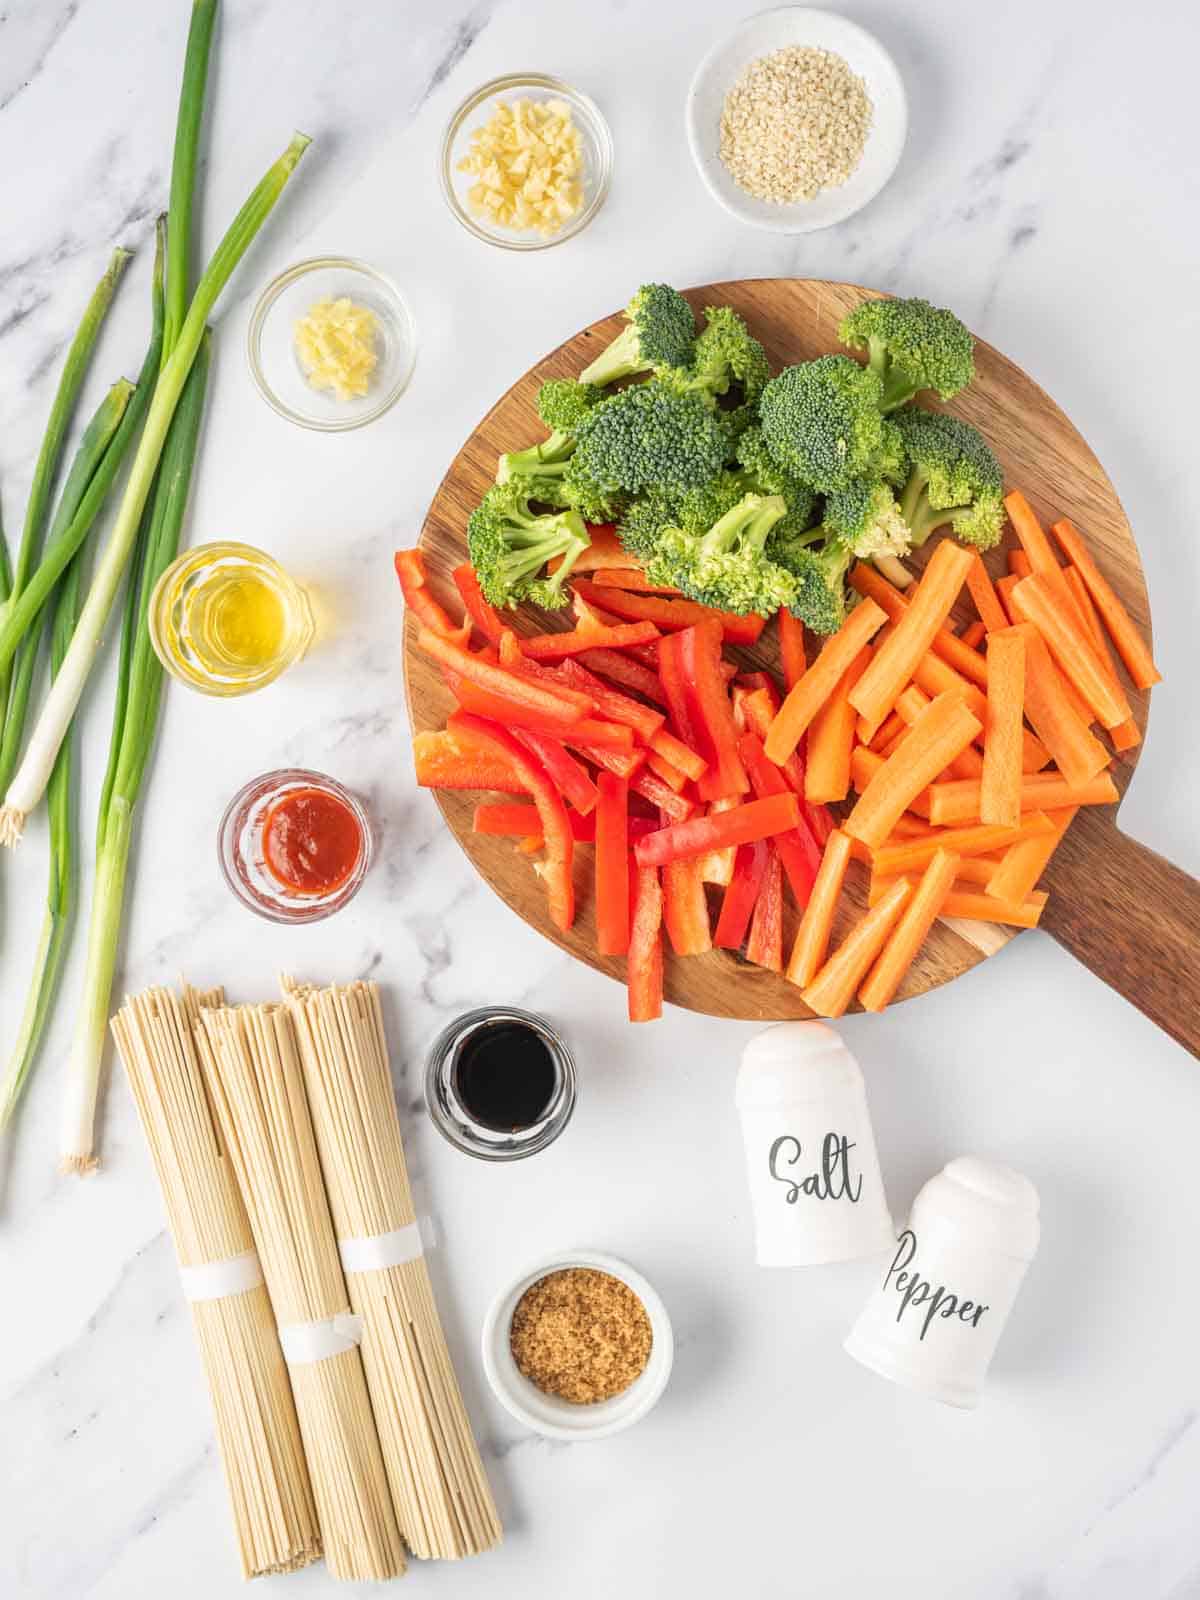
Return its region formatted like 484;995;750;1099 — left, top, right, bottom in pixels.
510;1268;652;1404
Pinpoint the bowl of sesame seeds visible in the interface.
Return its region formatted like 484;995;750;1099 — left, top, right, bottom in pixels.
686;7;907;233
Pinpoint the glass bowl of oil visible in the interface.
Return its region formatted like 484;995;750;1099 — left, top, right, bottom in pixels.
248;257;417;431
148;542;314;697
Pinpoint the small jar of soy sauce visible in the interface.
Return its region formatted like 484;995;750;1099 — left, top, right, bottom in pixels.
425;1007;576;1161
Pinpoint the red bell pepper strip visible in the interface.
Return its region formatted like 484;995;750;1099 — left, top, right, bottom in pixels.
631;769;693;822
627;864;664;1022
547;522;633;574
594;773;630;955
395;549;470;641
634;792;802;868
737;732;821;906
572;578;767;647
591;568;683;595
513;728;599;816
713;839;770;949
451;562;506;644
552;658;665;742
662;855;712;957
473;801;657;843
736;685;806;794
736;671;776;696
571;592;662;668
418;628;594;724
648;726;706;782
570;740;647;780
413;729;528;793
656;629;706;758
778;608;807;691
446;676;633;749
676;621;749;802
520;619;661;661
448;713;575;931
576;647;668;706
644;749;688;792
745;845;784;971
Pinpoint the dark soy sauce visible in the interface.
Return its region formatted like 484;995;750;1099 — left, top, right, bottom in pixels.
453;1021;558;1132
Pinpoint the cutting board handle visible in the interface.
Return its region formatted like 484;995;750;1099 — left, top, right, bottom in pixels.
1042;830;1200;1059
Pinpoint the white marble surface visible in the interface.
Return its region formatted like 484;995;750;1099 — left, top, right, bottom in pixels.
1;1;1199;1596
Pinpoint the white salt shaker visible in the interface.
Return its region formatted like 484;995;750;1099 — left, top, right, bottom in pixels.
735;1022;895;1267
844;1156;1040;1409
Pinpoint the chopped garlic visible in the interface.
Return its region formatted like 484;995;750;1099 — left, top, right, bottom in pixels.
293;297;379;401
456;96;584;236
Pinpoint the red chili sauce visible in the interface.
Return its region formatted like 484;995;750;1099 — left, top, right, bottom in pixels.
262;786;363;897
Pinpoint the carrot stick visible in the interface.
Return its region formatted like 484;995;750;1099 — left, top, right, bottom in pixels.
845;693;982;850
994;622;1110;787
1051;518;1161;689
1008;549;1032;578
965;552;1009;633
644;749;688;791
960;620;987;649
850;745;933;817
979;628;1024;827
866;878;1046;926
934;854;1000;887
926;770;1118;826
890;814;939;840
871;812;1055;878
801;878;914;1018
1010;573;1133;730
764;599;887;763
892;684;984;781
986;806;1076;904
869;710;906;752
592;568;682;595
859;850;960;1011
649;727;706;782
778;608;807;691
806;644;872;803
849;542;977;739
786;828;853;989
1062;565;1141;751
849;559;988;689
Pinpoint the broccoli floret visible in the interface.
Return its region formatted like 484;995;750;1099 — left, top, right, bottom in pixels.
891;407;1004;549
467;480;590;610
879;419;908;487
785;541;856;636
839;296;975;413
537;378;602;433
579;283;696;388
653;494;798;616
736;426;821;532
692;306;771;402
570;378;728;499
823;478;912;561
759;356;885;494
616;474;748;564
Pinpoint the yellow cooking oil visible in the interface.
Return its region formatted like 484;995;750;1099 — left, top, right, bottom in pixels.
148;542;315;697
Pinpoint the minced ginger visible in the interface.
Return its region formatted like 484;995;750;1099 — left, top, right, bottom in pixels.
457;97;583;236
293;296;379;401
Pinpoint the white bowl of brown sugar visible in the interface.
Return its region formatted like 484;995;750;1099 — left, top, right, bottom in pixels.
481;1251;674;1441
686;7;908;233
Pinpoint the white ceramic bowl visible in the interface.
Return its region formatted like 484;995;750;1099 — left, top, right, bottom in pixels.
481;1250;673;1441
686;7;908;233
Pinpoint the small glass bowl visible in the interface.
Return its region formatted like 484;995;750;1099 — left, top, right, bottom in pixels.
424;1007;576;1161
218;769;372;924
440;74;613;251
247;257;416;431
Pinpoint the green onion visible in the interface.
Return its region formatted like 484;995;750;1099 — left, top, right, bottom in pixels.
60;338;211;1171
0;130;310;845
0;380;136;1136
163;1;218;359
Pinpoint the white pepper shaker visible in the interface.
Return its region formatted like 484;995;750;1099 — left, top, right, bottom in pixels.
844;1156;1040;1408
735;1022;895;1267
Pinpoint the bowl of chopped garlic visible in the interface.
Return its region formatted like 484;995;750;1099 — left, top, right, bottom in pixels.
687;8;907;233
247;257;417;431
441;74;613;250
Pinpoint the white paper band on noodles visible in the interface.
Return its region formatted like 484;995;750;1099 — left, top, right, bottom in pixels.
337;1220;426;1275
178;1249;264;1303
277;1312;365;1366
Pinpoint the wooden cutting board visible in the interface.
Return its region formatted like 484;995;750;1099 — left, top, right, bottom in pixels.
405;278;1199;1050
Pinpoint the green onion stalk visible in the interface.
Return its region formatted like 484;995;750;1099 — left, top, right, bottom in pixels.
0;248;130;771
0;382;135;1136
0;129;310;849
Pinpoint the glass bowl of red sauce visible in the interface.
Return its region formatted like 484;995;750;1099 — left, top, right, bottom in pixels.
218;768;372;923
